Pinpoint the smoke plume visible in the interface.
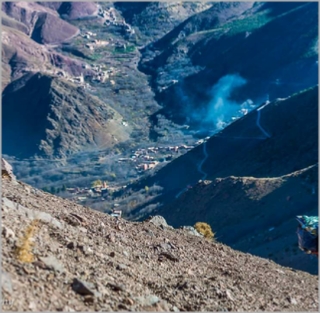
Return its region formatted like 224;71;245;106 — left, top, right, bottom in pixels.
205;74;251;130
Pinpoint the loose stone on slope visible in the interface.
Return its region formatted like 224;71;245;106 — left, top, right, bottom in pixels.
116;264;127;271
72;278;100;297
39;255;65;273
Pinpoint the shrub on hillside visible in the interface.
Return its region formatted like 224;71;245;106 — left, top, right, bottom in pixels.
15;219;40;263
194;222;215;240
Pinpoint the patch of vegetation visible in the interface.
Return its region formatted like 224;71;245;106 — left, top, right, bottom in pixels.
90;52;102;61
92;179;103;187
15;219;40;263
194;222;215;240
220;10;273;37
113;45;136;54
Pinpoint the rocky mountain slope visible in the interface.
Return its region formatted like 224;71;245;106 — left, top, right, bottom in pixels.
159;165;318;274
1;2;81;45
1;1;160;160
1;1;318;279
114;1;215;45
1;171;319;311
2;72;130;158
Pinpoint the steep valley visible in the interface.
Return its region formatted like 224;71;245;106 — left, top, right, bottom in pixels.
1;1;318;278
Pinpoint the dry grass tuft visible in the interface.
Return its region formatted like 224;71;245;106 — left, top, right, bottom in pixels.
194;222;215;240
15;219;40;263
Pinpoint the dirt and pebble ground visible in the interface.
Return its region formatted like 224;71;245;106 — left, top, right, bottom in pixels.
1;172;319;312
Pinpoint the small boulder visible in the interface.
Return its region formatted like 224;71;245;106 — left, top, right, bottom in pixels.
116;264;127;271
72;278;100;297
2;226;15;240
148;216;172;229
39;255;65;273
180;226;203;237
1;271;13;294
135;295;160;307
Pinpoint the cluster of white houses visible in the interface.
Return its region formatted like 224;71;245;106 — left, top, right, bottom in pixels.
66;182;124;202
65;137;211;204
98;6;135;35
117;144;198;173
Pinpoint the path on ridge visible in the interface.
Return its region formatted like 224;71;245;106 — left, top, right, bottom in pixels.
256;106;271;138
175;105;271;199
197;141;209;180
175;141;209;199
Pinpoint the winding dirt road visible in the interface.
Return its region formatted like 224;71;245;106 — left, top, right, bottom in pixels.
175;104;272;199
256;106;271;138
197;141;209;180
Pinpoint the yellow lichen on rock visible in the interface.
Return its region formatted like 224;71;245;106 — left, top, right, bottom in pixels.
15;219;40;263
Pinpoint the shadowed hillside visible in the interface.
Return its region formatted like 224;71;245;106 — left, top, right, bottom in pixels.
2;73;130;158
159;165;318;274
139;2;318;127
129;86;318;202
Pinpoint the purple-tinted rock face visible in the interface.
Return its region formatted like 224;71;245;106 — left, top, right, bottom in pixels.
2;2;79;45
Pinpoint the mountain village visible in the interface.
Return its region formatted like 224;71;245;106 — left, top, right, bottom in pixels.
63;139;209;205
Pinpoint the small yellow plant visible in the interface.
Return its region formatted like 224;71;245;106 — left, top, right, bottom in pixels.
15;219;39;263
194;222;215;240
92;179;102;187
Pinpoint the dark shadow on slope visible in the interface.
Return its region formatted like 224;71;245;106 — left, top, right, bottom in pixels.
114;2;151;24
2;73;53;158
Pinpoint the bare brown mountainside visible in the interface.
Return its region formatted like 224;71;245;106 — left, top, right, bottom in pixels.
1;1;159;160
39;2;99;20
1;2;79;45
1;1;100;91
2;73;130;158
1;173;319;311
1;20;93;91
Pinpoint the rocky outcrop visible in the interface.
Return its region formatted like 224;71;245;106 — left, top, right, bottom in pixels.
147;215;173;229
180;226;203;237
1;158;16;181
